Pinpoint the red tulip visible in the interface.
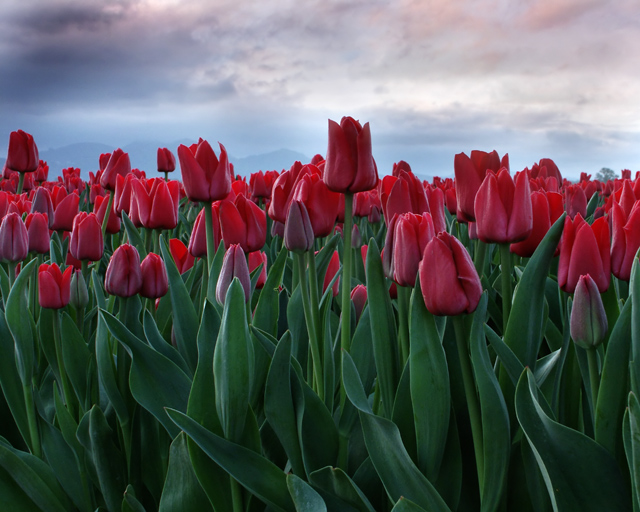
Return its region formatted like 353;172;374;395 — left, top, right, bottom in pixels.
392;212;435;287
380;167;429;225
350;284;367;323
170;238;195;274
100;149;132;191
528;158;562;183
267;162;306;223
250;170;278;200
31;187;54;228
510;191;563;258
38;263;72;309
611;200;640;281
51;191;80;232
474;169;532;244
115;173;135;216
69;212;104;262
105;244;142;297
34;160;49;182
284;199;315;253
177;139;231;203
0;212;28;263
570;274;608;350
425;185;447;235
324;117;378;194
323;250;341;297
6;130;39;173
558;214;610;293
292;171;340;237
216;244;251;305
249;250;268;289
140;253;168;299
419;231;483;316
157;147;176;173
189;205;221;258
94;194;121;235
564;184;587;219
219;194;266;253
131;178;180;230
99;153;111;171
25;212;50;254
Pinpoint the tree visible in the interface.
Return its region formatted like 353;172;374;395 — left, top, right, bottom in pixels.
595;167;616;182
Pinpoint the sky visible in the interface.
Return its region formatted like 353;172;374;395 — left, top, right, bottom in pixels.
1;0;639;179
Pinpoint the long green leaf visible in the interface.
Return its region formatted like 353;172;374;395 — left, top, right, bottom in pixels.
166;408;295;512
286;474;327;512
391;497;428;512
309;466;376;512
515;369;631;511
60;312;91;409
253;246;287;336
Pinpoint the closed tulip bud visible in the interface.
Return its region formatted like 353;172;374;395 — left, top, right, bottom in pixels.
454;150;506;222
69;212;103;262
284;200;314;253
25;212;50;254
70;269;89;310
324;117;378;194
157;147;176;173
38;263;73;309
351;284;367;323
219;194;266;253
132;178;180;230
31;187;54;228
189;206;219;258
570;274;608;349
105;244;142;297
292;171;340;237
368;204;381;224
140;253;168;299
100;148;132;191
51;192;80;232
0;212;28;263
419;231;482;316
216;244;251;305
392;212;435;287
6;130;39;173
177;139;231;203
611;200;640;282
323;250;341;297
94;194;121;234
564;184;588;219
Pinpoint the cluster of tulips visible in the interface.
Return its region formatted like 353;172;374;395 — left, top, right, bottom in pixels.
0;120;639;511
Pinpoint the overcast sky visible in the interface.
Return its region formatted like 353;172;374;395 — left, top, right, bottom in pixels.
1;0;639;179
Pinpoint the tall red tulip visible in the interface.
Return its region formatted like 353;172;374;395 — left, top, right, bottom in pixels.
177;139;231;202
51;191;80;232
38;263;72;309
157;147;176;173
25;212;50;254
6;130;39;173
189;205;221;258
0;212;28;263
249;250;268;289
474;169;532;244
558;214;610;293
100;149;132;191
69;212;104;262
131;178;180;230
611;200;640;281
419;231;483;316
391;212;435;287
510;191;563;258
140;253;168;299
324;117;378;193
105;244;142;298
219;194;266;253
292;171;340;237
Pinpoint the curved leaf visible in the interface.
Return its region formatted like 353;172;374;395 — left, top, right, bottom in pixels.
286;474;326;512
253;246;287;336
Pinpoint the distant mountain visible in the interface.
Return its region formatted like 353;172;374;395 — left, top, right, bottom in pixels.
35;142;309;180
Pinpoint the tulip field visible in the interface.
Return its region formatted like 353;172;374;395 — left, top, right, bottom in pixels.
1;121;640;511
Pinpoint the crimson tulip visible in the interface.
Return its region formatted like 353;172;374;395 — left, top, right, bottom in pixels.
25;212;50;254
392;212;435;287
51;191;80;232
558;214;610;293
216;244;251;305
510;191;563;258
131;178;180;230
323;250;341;297
157;147;176;173
611;200;640;281
189;205;221;258
94;194;121;235
0;212;28;263
31;187;54;228
419;231;482;316
284;199;314;253
324;117;378;194
564;184;587;219
474;169;532;244
249;250;268;289
34;160;49;183
380;167;429;225
6;130;39;173
170;238;195;274
115;173;135;216
105;244;142;297
177;139;231;203
292;171;340;237
250;170;278;200
69;212;104;262
140;253;168;299
100;149;132;191
267;162;306;223
351;284;367;323
38;263;72;309
219;194;266;253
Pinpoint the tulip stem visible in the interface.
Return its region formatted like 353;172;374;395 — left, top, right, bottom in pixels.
101;192;114;239
340;193;354;353
296;252;323;400
22;382;41;458
7;261;16;288
587;347;600;423
453;315;484;491
474;240;487;277
16;172;25;195
53;309;78;420
499;243;513;333
203;202;216;273
397;285;411;367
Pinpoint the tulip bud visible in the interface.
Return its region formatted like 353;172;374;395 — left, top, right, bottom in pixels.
69;212;104;262
25;212;50;254
284;200;314;253
38;263;73;309
6;130;39;173
31;187;54;228
101;148;132;191
70;270;89;310
140;253;169;299
0;212;28;263
157;147;176;173
323;250;341;297
216;244;251;305
351;284;367;323
570;274;608;350
105;244;142;297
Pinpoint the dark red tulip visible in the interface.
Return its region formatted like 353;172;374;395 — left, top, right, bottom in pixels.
267;162;306;223
100;149;132;191
6;130;39;173
99;153;111;171
510;191;563;258
31;187;54;228
474;169;532;244
611;200;640;281
157;147;176;173
115;173;135;216
25;212;50;254
219;194;266;253
0;212;28;263
558;214;610;293
216;244;251;305
419;231;482;316
380;168;429;225
170;238;195;274
324;117;378;194
323;250;341;297
351;284;367;323
292;171;340;237
105;244;142;297
34;160;49;182
392;212;435;287
38;263;72;309
570;274;608;350
69;212;103;262
140;253;168;299
177;139;231;203
250;170;278;200
189;205;222;258
94;194;121;234
284;199;314;253
249;250;268;289
564;184;587;219
131;178;180;230
51;191;80;232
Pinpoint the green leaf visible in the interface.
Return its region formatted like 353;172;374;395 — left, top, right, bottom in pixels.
0;465;42;512
253;246;287;336
264;331;305;476
596;298;632;456
342;351;450;512
624;395;640;510
166;408;296;512
391;497;428;512
60;312;92;409
122;484;147;512
159;235;199;372
484;324;524;388
515;369;631;511
142;309;192;378
100;310;192;438
214;278;253;443
91;268;107;311
159;433;213;512
365;238;399;419
5;258;37;383
0;436;76;512
505;213;565;369
0;265;10;308
286;474;327;512
121;211;148;260
309;466;376;512
469;293;510;512
409;282;450;481
632;263;640;396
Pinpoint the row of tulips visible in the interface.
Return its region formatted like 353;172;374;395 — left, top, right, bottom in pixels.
0;122;639;512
